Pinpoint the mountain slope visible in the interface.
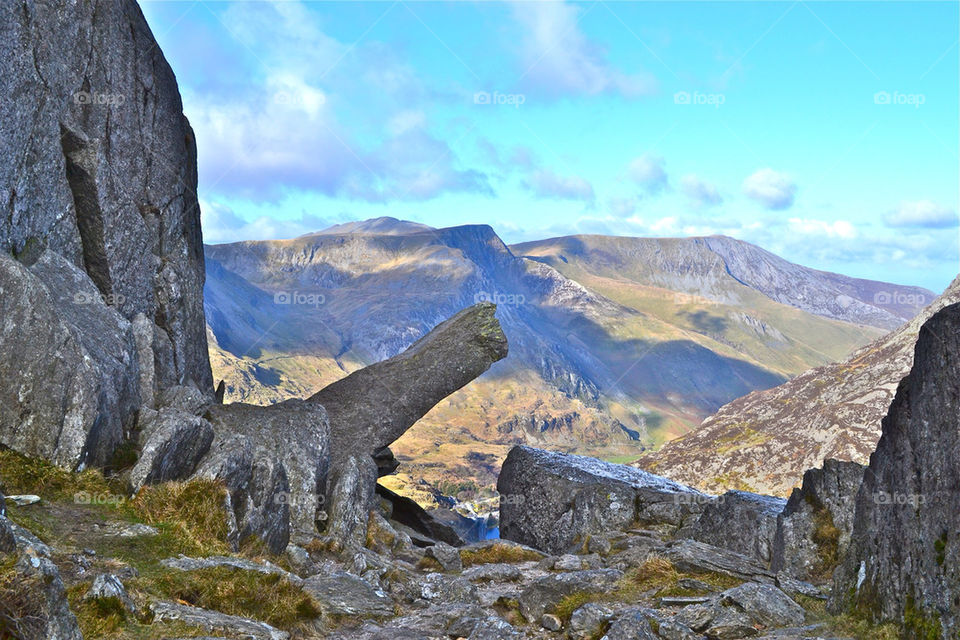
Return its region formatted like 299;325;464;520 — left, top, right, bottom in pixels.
641;275;960;496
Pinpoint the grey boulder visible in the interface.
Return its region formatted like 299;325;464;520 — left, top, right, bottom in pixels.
689;491;786;566
719;582;805;628
498;445;708;553
129;408;214;491
313;303;507;544
193;399;330;553
517;568;623;620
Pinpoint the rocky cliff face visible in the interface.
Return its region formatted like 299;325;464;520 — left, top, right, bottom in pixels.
644;276;960;496
0;0;212;469
832;303;960;637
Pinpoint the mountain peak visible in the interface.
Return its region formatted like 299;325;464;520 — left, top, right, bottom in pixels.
304;217;435;237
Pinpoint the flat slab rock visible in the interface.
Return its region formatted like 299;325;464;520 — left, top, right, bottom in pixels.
160;555;302;585
665;539;776;583
499;445;709;553
150;601;289;640
302;572;395;617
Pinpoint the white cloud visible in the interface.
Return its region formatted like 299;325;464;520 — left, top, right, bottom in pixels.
742;168;797;210
787;218;857;239
511;1;656;98
627;154;668;193
680;174;722;207
526;169;595;202
201;200;333;244
884;200;958;228
608;196;638;218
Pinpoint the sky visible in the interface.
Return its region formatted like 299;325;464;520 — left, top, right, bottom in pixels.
140;1;959;292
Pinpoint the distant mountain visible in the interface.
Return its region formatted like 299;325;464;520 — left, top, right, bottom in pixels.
513;234;931;331
203;219;928;503
642;275;960;497
300;216;434;237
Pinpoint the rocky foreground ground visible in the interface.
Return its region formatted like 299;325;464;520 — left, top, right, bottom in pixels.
0;452;884;640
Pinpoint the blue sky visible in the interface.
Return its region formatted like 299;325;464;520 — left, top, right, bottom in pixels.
141;1;959;292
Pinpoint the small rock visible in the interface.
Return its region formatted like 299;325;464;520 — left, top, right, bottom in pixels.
466;616;522;639
658;596;714;607
677;578;714;593
161;555;302;585
85;574;136;613
665;540;775;583
284;544;315;576
82;549;97;556
101;523;158;538
540;613;562;631
425;541;463;573
656;619;704;640
419;572;479;604
719;582;805;628
703;607;758;639
600;609;659;640
774;573;824;599
674;603;717;632
588;535;613;555
6;494;41;506
554;554;586;571
462;563;523;583
570;602;613;638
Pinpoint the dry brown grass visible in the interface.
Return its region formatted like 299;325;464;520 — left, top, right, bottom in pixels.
459;543;542;567
149;567;321;630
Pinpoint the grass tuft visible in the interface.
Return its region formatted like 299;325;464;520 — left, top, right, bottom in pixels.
460;543;542;567
130;480;231;557
149;567;321;630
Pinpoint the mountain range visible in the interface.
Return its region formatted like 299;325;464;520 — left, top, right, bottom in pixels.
203;216;931;503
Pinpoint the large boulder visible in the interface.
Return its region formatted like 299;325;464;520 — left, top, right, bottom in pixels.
192;399;330;553
498;445;708;553
312;303;507;544
772;459;864;582
831;303;960;637
689;490;786;566
0;252;139;468
129;408;215;491
0;0;212;469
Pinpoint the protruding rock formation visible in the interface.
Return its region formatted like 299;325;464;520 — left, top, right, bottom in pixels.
831;303;960;637
0;0;212;470
310;301;508;458
773;459;864;582
498;445;709;553
313;302;508;544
